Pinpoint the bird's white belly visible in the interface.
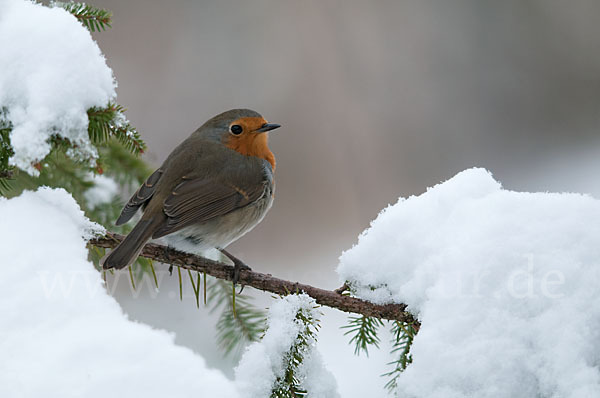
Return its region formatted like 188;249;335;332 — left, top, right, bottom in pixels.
160;195;273;255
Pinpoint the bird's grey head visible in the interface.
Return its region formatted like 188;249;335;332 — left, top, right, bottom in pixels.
193;109;280;144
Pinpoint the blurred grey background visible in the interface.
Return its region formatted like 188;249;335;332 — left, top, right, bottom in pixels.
91;0;600;395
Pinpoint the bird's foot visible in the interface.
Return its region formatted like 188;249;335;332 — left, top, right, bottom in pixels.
218;248;251;293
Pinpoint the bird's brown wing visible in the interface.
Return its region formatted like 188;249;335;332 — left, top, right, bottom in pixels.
151;177;267;239
115;168;163;226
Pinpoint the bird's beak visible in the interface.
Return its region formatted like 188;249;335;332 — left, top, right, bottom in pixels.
255;123;281;133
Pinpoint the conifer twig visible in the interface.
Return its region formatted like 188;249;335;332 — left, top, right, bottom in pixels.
90;232;419;324
57;2;112;32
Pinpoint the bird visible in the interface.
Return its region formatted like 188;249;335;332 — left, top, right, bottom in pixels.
101;108;280;282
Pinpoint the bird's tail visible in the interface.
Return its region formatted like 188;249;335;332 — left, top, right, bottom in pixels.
102;219;155;269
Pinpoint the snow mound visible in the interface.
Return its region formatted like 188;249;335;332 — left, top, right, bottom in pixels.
338;167;600;398
0;188;238;398
0;0;116;175
235;293;339;398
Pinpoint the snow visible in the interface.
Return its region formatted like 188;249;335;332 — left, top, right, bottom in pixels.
338;167;600;398
0;188;238;398
84;173;119;209
0;0;116;175
298;347;341;398
235;293;340;398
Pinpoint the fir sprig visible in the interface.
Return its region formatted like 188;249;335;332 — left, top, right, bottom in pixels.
270;304;321;398
208;278;266;356
342;315;384;356
5;146;94;203
87;103;146;155
96;139;152;187
383;321;418;392
55;2;112;32
0;102;146;194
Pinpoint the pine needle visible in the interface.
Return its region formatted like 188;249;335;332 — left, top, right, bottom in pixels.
149;260;158;289
232;282;236;318
188;270;200;308
128;266;136;291
177;266;182;301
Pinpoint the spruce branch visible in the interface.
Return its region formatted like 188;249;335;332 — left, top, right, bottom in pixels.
342;315;384;356
0;102;145;196
270;304;320;398
383;321;418;392
96;139;152;187
89;232;419;324
87;102;146;156
55;2;112;32
208;278;266;356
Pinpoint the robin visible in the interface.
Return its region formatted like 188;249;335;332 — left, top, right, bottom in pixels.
101;109;280;282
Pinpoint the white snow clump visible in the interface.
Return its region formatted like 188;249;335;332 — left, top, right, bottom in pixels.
0;187;239;398
338;167;600;398
0;0;116;175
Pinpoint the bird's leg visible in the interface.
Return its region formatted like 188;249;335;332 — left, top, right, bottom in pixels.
163;246;175;275
218;248;251;292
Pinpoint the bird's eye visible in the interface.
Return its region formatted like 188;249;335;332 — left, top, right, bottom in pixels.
230;125;243;135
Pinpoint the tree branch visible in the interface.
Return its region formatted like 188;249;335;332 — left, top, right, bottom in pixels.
89;232;419;325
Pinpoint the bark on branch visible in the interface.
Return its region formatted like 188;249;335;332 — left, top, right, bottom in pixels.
90;232;419;325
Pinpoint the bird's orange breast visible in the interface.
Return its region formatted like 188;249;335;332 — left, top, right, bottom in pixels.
225;117;276;170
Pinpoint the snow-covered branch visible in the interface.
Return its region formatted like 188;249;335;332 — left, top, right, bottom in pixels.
90;232;419;324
